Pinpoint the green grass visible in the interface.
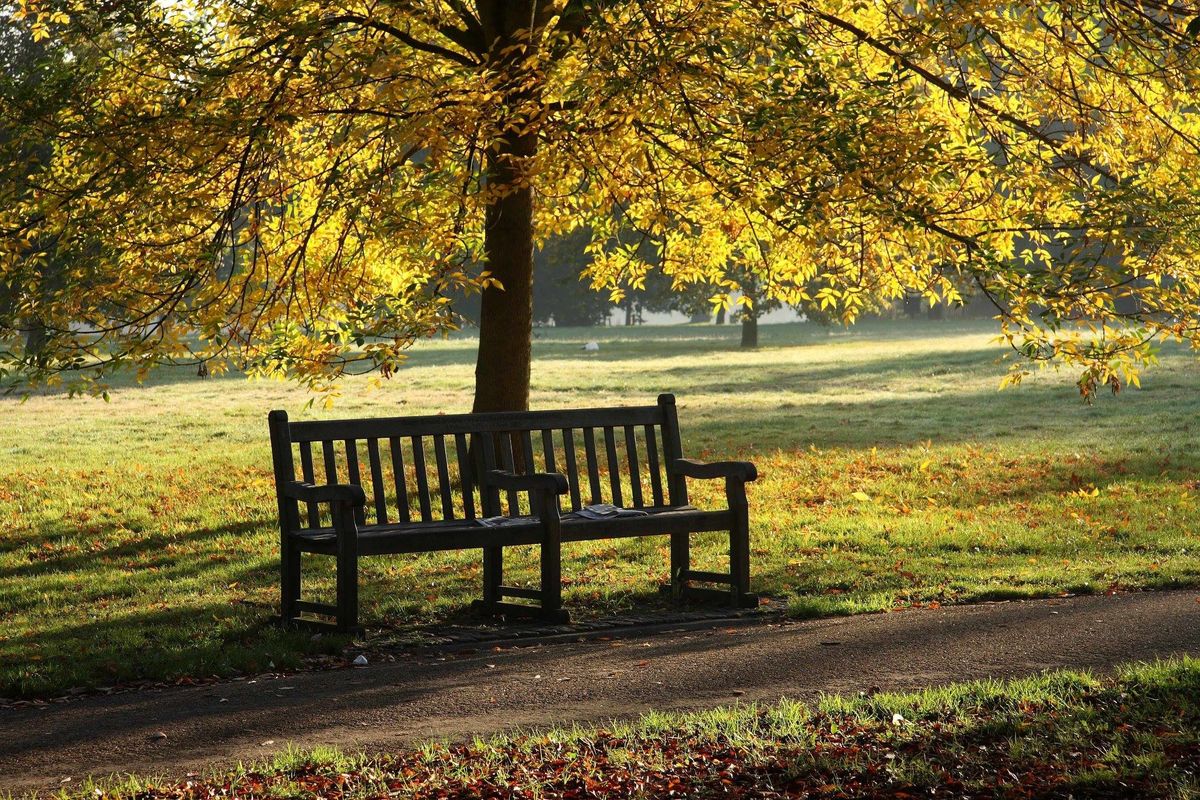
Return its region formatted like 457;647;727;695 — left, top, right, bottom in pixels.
2;318;1199;698
60;657;1200;799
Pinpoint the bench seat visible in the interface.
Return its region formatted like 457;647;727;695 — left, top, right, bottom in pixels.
292;505;731;556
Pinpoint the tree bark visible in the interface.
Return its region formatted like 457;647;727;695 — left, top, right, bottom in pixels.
473;132;537;413
740;310;758;348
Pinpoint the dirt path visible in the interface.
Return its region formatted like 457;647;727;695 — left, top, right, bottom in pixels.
5;591;1199;793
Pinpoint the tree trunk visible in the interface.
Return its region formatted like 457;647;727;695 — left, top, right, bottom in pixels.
740;273;760;348
740;309;758;348
471;0;541;414
715;306;726;325
472;132;537;413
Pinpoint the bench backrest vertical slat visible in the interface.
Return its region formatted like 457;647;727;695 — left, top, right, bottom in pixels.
644;424;664;506
541;429;556;474
389;436;411;523
345;440;366;525
455;433;476;519
499;433;519;514
410;436;433;522
479;432;501;516
321;440;339;486
603;426;623;507
366;439;388;525
433;435;454;520
624;425;644;507
583;427;602;504
562;428;582;511
519;430;535;476
298;440;320;527
658;394;688;505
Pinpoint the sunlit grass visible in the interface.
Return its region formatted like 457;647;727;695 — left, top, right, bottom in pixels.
2;318;1199;698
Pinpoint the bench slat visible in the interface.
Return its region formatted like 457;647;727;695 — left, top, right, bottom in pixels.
434;434;454;520
480;432;500;515
625;425;643;507
604;426;622;507
520;430;535;476
321;440;338;486
389;436;411;523
583;427;601;505
367;438;388;525
645;424;663;507
562;428;582;511
299;441;320;527
455;433;476;519
411;436;433;522
499;433;519;514
541;429;555;472
345;440;366;525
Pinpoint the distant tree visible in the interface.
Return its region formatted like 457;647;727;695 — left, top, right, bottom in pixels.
0;13;89;368
533;230;612;327
452;229;613;328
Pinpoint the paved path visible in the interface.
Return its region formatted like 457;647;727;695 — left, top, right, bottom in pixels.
4;591;1199;793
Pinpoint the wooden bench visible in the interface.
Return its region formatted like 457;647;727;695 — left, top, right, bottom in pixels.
267;394;758;631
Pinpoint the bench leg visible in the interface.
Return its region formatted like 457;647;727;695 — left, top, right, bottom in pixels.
280;539;301;626
335;507;359;633
670;532;690;600
540;532;563;619
482;545;503;605
728;476;757;607
730;514;752;605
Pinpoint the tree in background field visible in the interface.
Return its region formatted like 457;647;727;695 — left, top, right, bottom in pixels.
4;2;1200;407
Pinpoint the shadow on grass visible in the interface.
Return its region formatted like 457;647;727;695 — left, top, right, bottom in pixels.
0;519;269;582
674;376;1200;451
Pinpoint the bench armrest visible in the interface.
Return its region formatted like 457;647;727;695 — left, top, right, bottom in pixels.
281;481;367;507
669;458;758;483
487;470;570;495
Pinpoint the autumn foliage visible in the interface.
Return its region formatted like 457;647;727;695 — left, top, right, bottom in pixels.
3;2;1200;404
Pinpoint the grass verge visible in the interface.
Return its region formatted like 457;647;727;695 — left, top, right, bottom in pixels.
59;657;1200;799
2;319;1199;698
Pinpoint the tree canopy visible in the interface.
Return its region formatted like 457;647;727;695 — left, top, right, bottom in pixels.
3;1;1200;405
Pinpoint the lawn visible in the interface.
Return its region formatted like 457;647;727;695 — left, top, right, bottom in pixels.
75;657;1200;798
2;318;1199;698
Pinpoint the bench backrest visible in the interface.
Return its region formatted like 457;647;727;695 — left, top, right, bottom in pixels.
268;394;689;529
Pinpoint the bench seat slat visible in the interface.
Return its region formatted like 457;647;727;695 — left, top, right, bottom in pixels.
290;506;731;555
